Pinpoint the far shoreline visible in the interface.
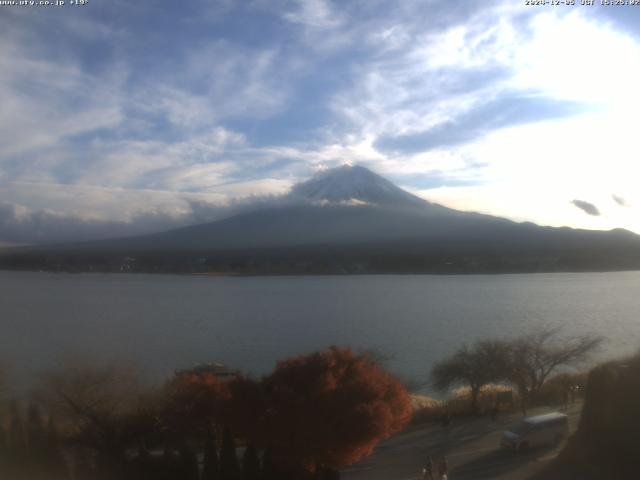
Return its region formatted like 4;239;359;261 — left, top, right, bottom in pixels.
2;267;640;278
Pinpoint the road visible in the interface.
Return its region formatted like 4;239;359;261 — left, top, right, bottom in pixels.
342;402;583;480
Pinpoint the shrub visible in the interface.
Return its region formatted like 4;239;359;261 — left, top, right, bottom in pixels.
578;353;640;472
259;347;413;472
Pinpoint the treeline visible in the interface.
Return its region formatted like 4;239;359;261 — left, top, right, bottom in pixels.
429;328;602;415
4;245;640;275
0;347;413;480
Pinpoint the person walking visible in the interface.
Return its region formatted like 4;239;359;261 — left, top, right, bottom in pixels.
491;402;499;421
561;388;569;411
441;405;451;428
422;456;435;480
438;455;449;480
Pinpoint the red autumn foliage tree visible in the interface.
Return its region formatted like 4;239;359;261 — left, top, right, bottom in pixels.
223;376;266;439
165;372;263;440
259;346;412;472
163;348;412;474
164;373;232;434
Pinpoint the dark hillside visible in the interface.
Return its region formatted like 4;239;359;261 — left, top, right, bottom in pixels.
532;352;640;479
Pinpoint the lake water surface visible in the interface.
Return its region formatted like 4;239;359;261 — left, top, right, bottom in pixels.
2;270;640;389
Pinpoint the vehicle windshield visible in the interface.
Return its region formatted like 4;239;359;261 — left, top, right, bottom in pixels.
509;421;533;435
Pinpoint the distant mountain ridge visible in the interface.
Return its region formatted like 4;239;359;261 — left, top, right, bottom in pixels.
2;165;640;274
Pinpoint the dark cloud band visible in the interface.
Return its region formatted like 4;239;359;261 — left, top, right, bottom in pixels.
571;199;600;217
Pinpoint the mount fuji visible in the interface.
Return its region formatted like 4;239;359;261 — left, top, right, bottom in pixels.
3;165;640;273
289;164;430;208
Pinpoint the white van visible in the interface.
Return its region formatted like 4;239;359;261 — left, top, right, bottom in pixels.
501;412;569;451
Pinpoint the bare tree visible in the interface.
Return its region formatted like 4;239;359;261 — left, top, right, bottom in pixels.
36;361;160;478
431;340;510;413
506;328;603;414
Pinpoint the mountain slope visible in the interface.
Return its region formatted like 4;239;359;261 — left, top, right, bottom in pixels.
106;202;638;254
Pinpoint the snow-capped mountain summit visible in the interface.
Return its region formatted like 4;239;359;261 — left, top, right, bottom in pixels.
290;165;428;208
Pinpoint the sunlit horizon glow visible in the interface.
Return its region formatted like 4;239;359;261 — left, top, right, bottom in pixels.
1;1;640;243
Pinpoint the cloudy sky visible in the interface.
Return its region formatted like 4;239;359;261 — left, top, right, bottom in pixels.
2;0;640;244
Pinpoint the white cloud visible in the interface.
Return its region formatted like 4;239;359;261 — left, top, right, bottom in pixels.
513;11;640;105
283;0;343;28
301;5;640;234
140;43;290;130
0;44;126;157
3;0;640;241
0;177;296;244
73;128;247;189
326;3;522;147
411;107;640;232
